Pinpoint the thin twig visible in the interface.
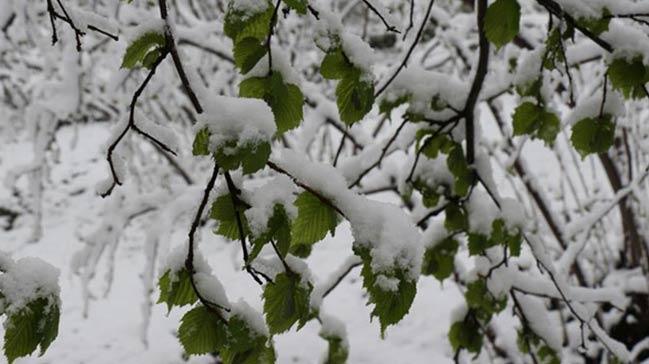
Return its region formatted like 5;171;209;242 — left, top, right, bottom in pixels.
223;171;266;285
360;0;400;33
158;0;203;114
349;118;408;187
184;163;230;318
374;0;436;97
101;52;175;198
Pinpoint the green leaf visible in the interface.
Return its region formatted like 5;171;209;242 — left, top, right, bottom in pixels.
211;193;251;240
570;115;615;158
421;238;459;281
448;318;483;354
224;5;274;43
321;49;352;80
268;73;304;133
320;47;375;125
412;179;440;209
142;48;163;69
355;247;416;335
447;144;473;197
379;94;410;116
4;297;60;364
284;0;308;14
192;128;210;156
157;269;198;313
490;219;522;257
290;192;339;250
608;57;649;100
543;28;565;70
465;280;506;322
234;37;268;74
420;134;454;160
221;316;275;364
577;9;611;36
239;73;304;133
336;69;375;125
213;139;272;174
512;102;560;145
250;204;292;262
444;203;467;232
121;32;166;69
262;272;312;334
320;333;348;364
239;76;269;99
178;306;227;355
467;233;492;256
484;0;521;49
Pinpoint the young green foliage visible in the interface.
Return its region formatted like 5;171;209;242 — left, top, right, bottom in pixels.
320;48;375;125
239;73;305;133
421;237;459;281
3;298;60;364
157;269;198;313
444;203;468;232
543;28;566;70
512;102;560;145
464;280;507;322
249;204;292;262
192;128;272;174
178;306;227;355
320;333;349;364
517;328;561;364
192;128;210;156
447;143;473;197
211;193;252;241
214;139;272;174
121;32;166;69
607;57;649;100
484;0;521;49
221;316;275;364
448;316;483;354
576;9;611;36
234;37;268;74
570;115;615;158
468;219;522;256
224;2;274;44
355;246;416;335
262;272;313;335
290;192;339;253
283;0;308;14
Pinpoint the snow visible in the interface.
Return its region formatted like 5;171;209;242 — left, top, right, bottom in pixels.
228;298;269;337
516;294;562;351
466;191;498;236
0;255;60;313
244;49;303;86
272;148;423;280
229;0;269;17
513;48;543;90
420;220;448;249
319;311;348;347
340;33;376;78
125;19;165;42
194;272;230;308
244;175;298;237
604;20;649;63
4;0;648;362
379;65;468;112
374;274;399;292
195;95;276;152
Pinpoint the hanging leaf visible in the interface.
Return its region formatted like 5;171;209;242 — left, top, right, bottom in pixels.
484;0;521;49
